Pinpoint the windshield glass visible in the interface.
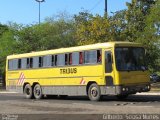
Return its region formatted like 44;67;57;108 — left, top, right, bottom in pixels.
115;47;146;71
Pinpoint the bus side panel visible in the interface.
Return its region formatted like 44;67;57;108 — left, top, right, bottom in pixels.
42;86;87;96
6;65;104;96
6;80;23;93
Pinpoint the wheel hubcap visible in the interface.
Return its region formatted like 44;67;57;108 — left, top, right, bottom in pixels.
26;88;30;95
91;87;98;97
35;87;40;96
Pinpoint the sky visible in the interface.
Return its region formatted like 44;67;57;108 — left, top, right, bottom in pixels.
0;0;131;25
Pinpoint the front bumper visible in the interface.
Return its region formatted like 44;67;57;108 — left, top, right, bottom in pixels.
115;84;151;95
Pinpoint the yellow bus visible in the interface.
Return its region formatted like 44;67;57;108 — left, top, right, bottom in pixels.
6;42;150;101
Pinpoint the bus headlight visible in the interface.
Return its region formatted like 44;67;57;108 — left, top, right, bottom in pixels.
126;88;129;91
146;85;150;90
122;87;129;92
122;88;126;91
144;85;150;90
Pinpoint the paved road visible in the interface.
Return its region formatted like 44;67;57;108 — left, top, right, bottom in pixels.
0;92;160;120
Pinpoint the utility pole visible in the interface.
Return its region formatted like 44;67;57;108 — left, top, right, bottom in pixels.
35;0;45;24
105;0;107;13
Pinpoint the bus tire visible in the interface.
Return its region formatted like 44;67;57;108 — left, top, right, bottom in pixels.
33;84;43;99
24;84;33;99
88;83;101;101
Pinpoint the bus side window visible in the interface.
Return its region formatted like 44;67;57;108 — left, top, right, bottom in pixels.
33;57;39;68
97;50;102;63
79;52;83;64
69;53;72;65
27;58;33;68
18;59;21;69
105;51;112;73
72;52;79;65
21;58;27;69
27;58;30;68
65;54;68;65
55;55;57;66
43;55;52;67
51;55;55;66
30;58;33;68
39;57;43;68
12;59;18;70
57;54;65;66
8;60;13;70
84;50;97;64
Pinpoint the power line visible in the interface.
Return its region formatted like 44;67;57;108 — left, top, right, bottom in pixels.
89;0;103;12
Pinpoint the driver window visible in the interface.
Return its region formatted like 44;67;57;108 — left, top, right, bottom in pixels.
105;51;112;73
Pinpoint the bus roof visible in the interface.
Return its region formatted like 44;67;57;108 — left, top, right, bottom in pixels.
7;42;142;59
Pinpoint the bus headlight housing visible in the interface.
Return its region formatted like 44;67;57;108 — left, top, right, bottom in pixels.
145;85;150;90
122;87;129;92
122;88;126;91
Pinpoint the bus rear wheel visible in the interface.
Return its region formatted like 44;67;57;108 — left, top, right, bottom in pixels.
24;84;33;99
33;84;43;99
88;83;101;101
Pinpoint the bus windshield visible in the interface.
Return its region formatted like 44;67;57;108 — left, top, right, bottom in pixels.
115;47;146;71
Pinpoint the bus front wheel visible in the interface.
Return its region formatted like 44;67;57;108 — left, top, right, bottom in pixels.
88;83;101;101
33;84;43;99
24;84;33;99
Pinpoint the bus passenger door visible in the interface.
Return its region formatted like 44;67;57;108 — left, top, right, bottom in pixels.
104;50;115;88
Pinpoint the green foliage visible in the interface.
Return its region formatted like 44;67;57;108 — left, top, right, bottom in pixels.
0;0;160;74
74;0;159;72
142;0;160;72
0;24;9;36
14;17;76;53
109;10;127;41
74;12;112;45
125;0;156;41
0;15;77;74
0;30;17;72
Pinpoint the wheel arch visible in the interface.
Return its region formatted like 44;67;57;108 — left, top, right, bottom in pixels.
32;82;40;87
23;82;30;93
23;82;40;92
86;81;97;95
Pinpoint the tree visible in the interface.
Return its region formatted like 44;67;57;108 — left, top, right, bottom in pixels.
0;13;77;74
140;0;160;72
0;30;17;73
109;10;127;41
0;24;9;37
117;0;158;71
125;0;156;41
74;12;112;45
14;15;76;53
